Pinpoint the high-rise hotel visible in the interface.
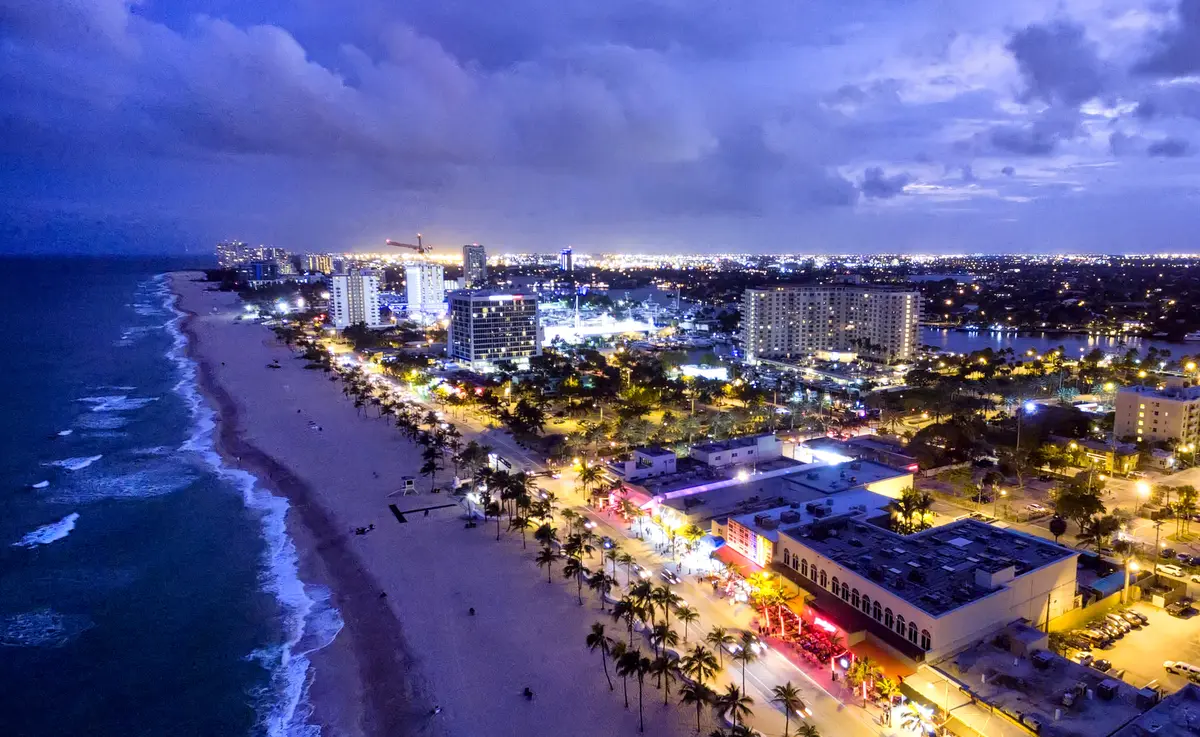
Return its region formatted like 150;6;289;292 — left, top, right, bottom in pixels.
741;282;921;363
447;291;541;371
330;269;384;329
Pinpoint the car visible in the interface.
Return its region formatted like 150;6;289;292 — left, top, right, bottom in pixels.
1122;611;1149;626
1159;564;1186;577
1190;574;1200;584
1178;552;1193;564
632;564;652;580
1129;471;1147;480
1065;636;1092;652
1093;659;1113;673
599;536;615;550
1115;612;1143;628
1104;614;1132;633
1161;548;1177;560
549;471;562;479
660;568;682;585
1025;503;1049;514
1073;653;1094;667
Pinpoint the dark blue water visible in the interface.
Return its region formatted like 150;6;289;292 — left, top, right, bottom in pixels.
0;258;335;737
921;327;1195;359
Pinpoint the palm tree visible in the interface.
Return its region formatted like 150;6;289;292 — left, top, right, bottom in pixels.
611;597;641;644
507;515;532;548
771;681;805;736
652;655;678;704
536;545;559;583
605;546;622;578
653;586;683;628
578;463;601;500
586;622;615;691
679;681;715;733
795;725;821;737
534;522;559;548
632;652;653;732
875;676;901;725
615;647;639;711
676;605;700;643
618;552;636;582
650;623;679;658
588;571;617;611
733;632;759;692
846;656;882;704
563;556;588;605
705;626;734;668
714;684;754;727
681;645;719;686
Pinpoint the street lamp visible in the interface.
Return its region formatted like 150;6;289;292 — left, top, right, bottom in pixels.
994;489;1007;520
1136;481;1151;510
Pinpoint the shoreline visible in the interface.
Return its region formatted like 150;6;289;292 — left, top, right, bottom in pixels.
172;273;430;737
168;271;700;737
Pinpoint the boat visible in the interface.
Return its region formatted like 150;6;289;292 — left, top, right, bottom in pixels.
1186;331;1200;342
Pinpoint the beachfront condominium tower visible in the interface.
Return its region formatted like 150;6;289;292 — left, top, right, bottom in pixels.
217;241;254;268
330;269;385;329
1115;379;1200;447
447;291;542;371
558;247;573;272
462;244;488;287
741;282;922;364
405;262;445;321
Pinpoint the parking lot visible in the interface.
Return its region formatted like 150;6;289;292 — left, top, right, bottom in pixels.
1088;602;1200;693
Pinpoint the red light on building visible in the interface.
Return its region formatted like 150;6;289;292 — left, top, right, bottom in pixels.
813;617;837;633
906;463;919;472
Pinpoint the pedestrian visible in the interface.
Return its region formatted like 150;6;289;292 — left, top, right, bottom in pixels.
431;705;442;715
469;607;476;616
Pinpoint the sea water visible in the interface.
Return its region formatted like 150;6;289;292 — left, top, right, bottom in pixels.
0;257;339;736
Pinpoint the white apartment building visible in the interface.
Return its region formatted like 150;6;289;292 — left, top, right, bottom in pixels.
329;269;384;329
774;518;1078;662
741;283;921;363
405;263;445;318
462;244;488;287
1116;379;1200;446
446;291;541;371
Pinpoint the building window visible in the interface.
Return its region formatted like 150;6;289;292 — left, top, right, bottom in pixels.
851;589;860;608
884;609;893;628
819;570;827;588
831;576;839;592
783;550;791;567
873;602;882;620
921;630;931;651
896;614;906;636
801;560;808;577
791;557;798;571
908;622;919;644
841;583;849;601
862;595;871;615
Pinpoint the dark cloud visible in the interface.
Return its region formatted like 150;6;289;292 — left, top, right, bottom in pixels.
1136;0;1200;77
1001;166;1015;177
859;167;911;199
1006;21;1105;107
1148;137;1191;157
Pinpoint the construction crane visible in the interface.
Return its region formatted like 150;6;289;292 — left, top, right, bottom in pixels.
384;233;432;255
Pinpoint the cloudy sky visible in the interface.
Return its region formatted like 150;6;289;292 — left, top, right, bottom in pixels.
3;0;1200;254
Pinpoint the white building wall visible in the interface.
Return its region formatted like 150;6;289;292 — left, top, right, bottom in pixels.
405;263;445;314
330;270;384;329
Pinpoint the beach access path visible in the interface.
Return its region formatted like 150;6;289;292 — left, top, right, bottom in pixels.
171;273;702;737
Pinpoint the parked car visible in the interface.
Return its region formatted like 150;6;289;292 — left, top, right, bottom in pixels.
1115;611;1143;628
1178;552;1193;564
1158;564;1185;577
1025;503;1049;514
1065;636;1092;652
1093;659;1113;673
1122;611;1149;626
1161;548;1177;560
1073;653;1094;667
1104;614;1132;633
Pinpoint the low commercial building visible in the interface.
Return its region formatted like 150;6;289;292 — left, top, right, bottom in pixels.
609;446;678;481
1051;436;1140;475
773;517;1078;661
1116;380;1200;447
1112;682;1200;737
446;290;541;371
690;433;782;468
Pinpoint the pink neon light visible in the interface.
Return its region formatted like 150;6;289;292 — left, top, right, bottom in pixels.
813;617;837;633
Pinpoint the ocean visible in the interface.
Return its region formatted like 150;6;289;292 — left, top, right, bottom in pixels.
0;258;339;736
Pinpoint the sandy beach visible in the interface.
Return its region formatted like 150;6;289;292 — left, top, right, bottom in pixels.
170;273;700;737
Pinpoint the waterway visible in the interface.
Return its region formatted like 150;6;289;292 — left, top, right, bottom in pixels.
921;327;1198;359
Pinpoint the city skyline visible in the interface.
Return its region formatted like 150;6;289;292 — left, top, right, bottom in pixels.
5;1;1200;255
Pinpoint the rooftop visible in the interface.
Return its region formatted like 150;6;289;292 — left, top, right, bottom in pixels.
730;488;893;542
1112;683;1200;737
691;433;773;454
637;445;677;458
788;459;910;495
784;518;1076;617
636;456;807;498
659;473;824;524
1119;384;1200;402
940;637;1144;737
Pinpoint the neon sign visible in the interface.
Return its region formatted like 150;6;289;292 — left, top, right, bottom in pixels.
813;617;837;633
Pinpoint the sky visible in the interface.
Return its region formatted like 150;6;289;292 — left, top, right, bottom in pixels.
3;0;1200;255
